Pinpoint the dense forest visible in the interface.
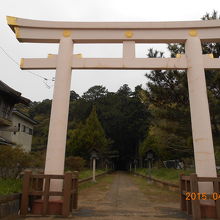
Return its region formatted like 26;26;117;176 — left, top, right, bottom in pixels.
17;11;220;170
20;84;150;170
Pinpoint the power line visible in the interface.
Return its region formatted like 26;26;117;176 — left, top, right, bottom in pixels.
0;45;54;88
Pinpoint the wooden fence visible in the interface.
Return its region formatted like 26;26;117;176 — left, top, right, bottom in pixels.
0;193;21;219
20;170;78;217
19;170;110;217
180;174;220;220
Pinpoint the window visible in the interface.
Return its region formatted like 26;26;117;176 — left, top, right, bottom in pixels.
22;125;26;132
29;128;33;135
18;123;20;131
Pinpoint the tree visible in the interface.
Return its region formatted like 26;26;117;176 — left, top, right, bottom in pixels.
67;106;111;160
117;84;132;97
141;11;220;163
201;11;220;138
141;48;192;160
70;90;80;101
82;85;108;101
95;85;150;169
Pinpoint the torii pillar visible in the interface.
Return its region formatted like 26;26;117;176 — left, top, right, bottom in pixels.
185;34;217;195
44;34;73;191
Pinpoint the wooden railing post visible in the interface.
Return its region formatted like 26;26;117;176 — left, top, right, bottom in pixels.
213;179;220;219
62;172;72;217
42;176;50;216
72;171;79;210
20;170;32;216
190;173;201;220
180;174;186;211
186;178;192;215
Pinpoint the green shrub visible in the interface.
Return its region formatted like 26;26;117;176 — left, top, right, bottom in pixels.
29;151;45;168
0;145;31;178
0;178;22;195
65;156;85;171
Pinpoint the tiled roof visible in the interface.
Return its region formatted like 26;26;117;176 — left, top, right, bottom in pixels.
0;80;30;105
12;109;38;125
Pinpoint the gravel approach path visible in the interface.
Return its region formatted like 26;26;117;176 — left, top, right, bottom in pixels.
17;172;191;220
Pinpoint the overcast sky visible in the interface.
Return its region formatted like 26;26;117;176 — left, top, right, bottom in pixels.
0;0;219;101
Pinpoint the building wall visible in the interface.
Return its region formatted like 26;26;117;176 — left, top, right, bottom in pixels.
11;114;33;152
0;113;34;152
0;130;12;141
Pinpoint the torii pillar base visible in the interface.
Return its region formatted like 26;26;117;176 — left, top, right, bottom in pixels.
32;200;63;215
201;204;216;219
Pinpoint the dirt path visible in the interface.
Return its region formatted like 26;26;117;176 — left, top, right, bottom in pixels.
20;172;190;220
74;172;190;220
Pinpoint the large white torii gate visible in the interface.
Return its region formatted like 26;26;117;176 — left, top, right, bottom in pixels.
7;16;220;193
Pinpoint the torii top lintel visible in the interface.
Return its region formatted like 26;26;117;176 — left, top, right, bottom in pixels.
7;16;220;43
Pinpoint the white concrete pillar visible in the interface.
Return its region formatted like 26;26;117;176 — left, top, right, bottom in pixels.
185;36;217;193
44;36;73;190
92;158;96;182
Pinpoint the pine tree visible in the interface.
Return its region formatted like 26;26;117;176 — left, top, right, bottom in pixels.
140;11;220;161
66;106;110;160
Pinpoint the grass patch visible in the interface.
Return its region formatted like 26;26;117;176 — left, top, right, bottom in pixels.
0;178;22;195
79;174;113;191
135;168;194;184
78;169;107;179
0;169;108;195
79;181;97;191
131;174;179;203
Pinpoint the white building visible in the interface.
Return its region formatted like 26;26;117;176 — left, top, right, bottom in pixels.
12;110;37;152
0;80;37;152
0;109;37;152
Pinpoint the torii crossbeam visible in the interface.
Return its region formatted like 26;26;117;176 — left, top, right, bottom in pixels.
7;16;220;195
